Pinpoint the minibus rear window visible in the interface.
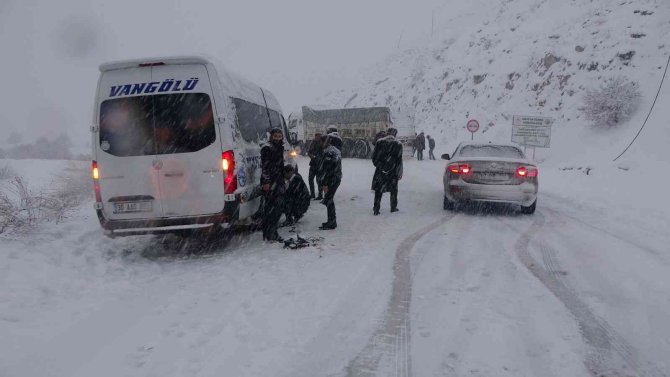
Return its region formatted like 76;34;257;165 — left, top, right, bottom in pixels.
99;93;215;156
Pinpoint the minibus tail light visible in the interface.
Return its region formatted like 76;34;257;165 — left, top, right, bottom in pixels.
92;161;102;203
92;161;99;180
222;151;237;194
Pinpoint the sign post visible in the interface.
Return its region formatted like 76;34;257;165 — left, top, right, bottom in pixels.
511;115;552;160
466;119;480;141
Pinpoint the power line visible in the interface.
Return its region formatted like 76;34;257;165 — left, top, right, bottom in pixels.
613;55;670;162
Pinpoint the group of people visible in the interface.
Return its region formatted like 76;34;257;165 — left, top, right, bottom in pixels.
259;127;342;242
259;126;421;242
412;131;436;160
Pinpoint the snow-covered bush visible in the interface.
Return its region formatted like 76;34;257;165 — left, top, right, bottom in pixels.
0;165;90;234
0;164;16;180
582;77;641;128
0;177;40;234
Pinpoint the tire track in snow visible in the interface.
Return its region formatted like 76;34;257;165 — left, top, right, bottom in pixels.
513;211;667;377
346;213;458;377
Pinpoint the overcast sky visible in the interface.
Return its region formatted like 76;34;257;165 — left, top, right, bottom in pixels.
0;0;448;148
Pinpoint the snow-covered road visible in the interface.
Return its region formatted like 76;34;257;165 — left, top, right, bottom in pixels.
2;157;669;377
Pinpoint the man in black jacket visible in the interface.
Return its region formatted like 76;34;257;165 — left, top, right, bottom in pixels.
282;165;311;226
307;133;323;200
415;132;426;161
427;135;436;160
326;127;343;151
317;133;343;230
371;127;403;215
260;128;285;242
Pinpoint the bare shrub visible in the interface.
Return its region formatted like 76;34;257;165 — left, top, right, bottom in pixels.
0;163;91;234
0;164;17;180
582;77;641;128
44;163;92;222
0;177;43;234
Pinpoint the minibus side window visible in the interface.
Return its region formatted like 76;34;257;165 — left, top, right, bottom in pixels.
268;109;283;130
233;98;270;143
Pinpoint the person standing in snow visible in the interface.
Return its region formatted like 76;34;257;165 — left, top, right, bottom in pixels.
317;132;342;230
282;164;311;226
326;126;343;151
308;133;324;200
373;130;387;146
427;135;436;160
260;128;286;242
411;132;417;157
415;132;426;161
371;127;403;215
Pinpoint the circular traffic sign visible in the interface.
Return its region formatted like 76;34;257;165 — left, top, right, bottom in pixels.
467;119;480;133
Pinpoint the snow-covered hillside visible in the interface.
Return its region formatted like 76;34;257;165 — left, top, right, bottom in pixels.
320;0;670;166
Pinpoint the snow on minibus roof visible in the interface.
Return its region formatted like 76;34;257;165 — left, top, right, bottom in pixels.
99;56;209;72
98;55;282;112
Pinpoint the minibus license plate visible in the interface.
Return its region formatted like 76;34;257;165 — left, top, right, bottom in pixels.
114;201;152;214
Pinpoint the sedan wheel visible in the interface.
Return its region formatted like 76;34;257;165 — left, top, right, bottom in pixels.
443;195;455;211
521;199;537;214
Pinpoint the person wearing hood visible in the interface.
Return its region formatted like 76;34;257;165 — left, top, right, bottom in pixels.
282;164;311;226
308;133;324;200
415;132;426;161
317;132;342;230
326;126;343;151
371;127;403;215
427;135;436;160
260;127;286;242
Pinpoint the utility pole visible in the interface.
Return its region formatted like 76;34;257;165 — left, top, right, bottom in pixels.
397;30;403;48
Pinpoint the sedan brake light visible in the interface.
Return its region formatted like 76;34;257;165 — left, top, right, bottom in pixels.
447;163;472;175
517;166;538;178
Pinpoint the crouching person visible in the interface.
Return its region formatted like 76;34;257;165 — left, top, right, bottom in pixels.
282;165;311;226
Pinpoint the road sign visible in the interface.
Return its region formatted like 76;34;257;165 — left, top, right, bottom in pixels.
512;115;552;148
466;119;480;133
512;124;552;148
512;115;553;127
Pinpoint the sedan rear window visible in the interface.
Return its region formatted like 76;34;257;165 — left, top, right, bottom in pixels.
99;93;215;157
459;145;524;159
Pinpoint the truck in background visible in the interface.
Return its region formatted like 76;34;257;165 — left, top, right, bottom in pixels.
289;106;393;158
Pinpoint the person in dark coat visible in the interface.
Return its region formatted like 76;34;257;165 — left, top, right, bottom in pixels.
307;133;323;200
371;127;403;215
326;127;343;151
260;128;286;242
427;135;436;160
373;130;387;146
282;165;311;226
317;133;342;230
411;132;417;157
415;132;426;161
